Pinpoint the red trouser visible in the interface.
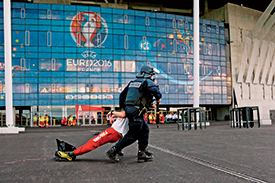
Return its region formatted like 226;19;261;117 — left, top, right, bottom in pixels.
73;127;122;156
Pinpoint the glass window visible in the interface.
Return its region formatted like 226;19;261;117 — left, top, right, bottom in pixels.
39;59;51;71
39;84;51;93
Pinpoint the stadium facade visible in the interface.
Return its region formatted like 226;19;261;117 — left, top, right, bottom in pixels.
0;1;235;127
203;2;275;125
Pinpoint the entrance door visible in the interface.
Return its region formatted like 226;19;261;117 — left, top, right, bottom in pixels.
78;111;91;125
97;111;103;125
84;111;90;125
77;111;103;125
21;113;31;126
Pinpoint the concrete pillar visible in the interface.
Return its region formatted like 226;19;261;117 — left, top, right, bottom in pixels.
0;0;24;134
193;0;200;108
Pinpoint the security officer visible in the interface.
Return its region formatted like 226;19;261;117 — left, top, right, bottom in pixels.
106;65;162;163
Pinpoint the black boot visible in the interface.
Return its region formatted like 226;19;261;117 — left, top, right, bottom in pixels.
137;150;153;163
117;150;124;156
144;148;153;156
106;146;120;162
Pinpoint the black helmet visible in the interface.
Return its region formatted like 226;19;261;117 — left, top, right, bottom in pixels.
136;65;159;78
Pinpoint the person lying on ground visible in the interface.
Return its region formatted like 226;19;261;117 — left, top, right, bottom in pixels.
55;110;127;161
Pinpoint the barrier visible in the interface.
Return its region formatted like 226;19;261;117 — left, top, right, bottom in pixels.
177;108;207;130
230;106;260;128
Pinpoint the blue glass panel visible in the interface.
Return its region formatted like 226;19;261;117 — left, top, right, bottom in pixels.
11;8;21;18
26;100;38;105
26;9;38;19
101;8;112;14
11;24;24;30
113;21;124;29
124;9;134;15
101;13;112;24
52;32;64;46
64;5;76;11
64;11;75;21
52;94;65;100
102;34;113;49
12;3;25;8
14;100;25;106
135;10;145;16
52;47;64;53
0;100;6;106
26;3;38;9
39;77;51;83
52;19;63;26
26;77;38;83
39;99;52;105
203;19;211;25
52;99;65;105
113;34;124;49
13;77;25;83
52;10;63;20
127;15;135;24
113;8;124;15
38;25;49;31
50;77;64;83
12;18;25;24
38;4;51;10
65;100;76;105
13;52;25;58
27;52;38;58
65;72;77;77
77;100;90;105
135;16;145;25
38;32;47;46
64;53;77;59
38;9;47;19
186;16;192;22
77;5;88;11
124;24;135;30
38;51;50;58
64;47;76;53
157;13;165;19
39;19;52;25
12;30;24;46
26;19;38;26
145;12;155;18
89;6;100;12
25;94;38;99
52;4;63;10
166;14;175;20
113;28;123;35
39;71;51;77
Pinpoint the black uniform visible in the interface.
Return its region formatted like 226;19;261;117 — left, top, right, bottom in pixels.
106;65;162;162
116;78;162;152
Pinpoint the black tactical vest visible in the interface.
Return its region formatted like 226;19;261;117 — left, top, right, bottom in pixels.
125;78;146;106
124;78;158;108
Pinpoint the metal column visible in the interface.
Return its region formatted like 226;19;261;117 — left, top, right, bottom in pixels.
4;0;13;127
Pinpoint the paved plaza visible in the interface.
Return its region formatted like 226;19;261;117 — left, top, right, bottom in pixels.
1;123;275;183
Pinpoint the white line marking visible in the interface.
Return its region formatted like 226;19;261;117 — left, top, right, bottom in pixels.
149;144;268;183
